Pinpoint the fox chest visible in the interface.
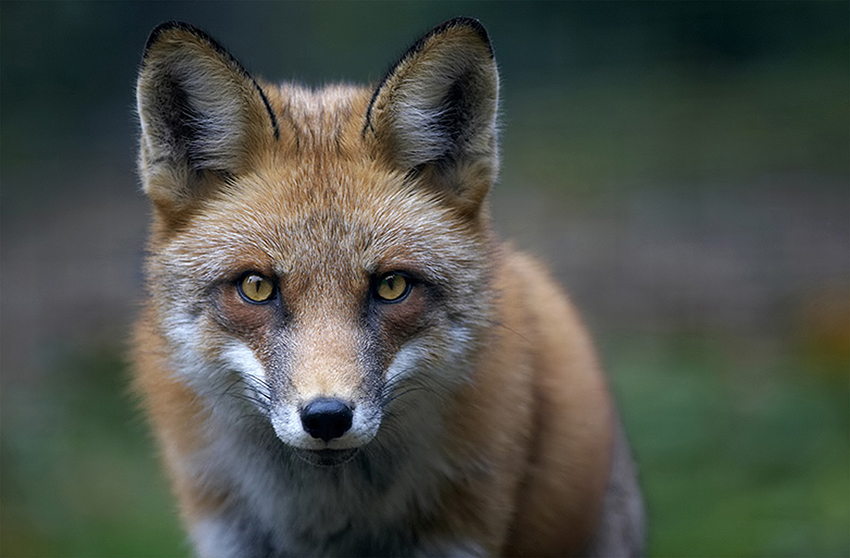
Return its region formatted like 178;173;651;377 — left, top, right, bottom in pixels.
192;431;444;557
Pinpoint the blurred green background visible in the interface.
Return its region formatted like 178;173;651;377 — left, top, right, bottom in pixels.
1;1;847;556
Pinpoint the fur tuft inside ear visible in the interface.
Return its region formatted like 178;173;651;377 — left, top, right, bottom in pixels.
136;21;278;213
364;18;499;206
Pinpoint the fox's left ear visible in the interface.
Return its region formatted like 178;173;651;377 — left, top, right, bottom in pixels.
364;17;498;211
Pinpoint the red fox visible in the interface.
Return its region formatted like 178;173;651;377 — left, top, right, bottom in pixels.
133;17;644;557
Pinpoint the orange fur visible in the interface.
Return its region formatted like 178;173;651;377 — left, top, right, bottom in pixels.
133;18;643;557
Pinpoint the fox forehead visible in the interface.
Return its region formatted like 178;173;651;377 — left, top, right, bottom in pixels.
263;83;370;156
162;148;482;287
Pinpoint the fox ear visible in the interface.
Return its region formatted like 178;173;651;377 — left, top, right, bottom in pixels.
364;18;499;210
136;22;279;215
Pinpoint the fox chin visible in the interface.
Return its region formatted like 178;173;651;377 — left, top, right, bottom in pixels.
132;17;645;558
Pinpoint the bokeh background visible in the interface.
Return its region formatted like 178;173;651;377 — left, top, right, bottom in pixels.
1;1;847;556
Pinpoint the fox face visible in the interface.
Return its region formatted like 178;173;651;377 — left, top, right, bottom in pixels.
138;20;499;467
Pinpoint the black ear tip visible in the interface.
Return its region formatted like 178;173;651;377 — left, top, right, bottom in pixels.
432;16;494;58
441;17;489;37
144;21;193;59
142;21;228;62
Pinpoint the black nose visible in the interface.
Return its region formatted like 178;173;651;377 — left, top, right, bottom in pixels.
300;398;353;442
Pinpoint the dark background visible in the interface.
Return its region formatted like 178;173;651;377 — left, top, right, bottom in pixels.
1;1;848;556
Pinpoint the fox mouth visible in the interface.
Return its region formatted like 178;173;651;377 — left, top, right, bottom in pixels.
293;447;360;468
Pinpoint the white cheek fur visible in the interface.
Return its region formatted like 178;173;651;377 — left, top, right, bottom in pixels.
221;340;272;402
385;340;427;384
385;324;476;386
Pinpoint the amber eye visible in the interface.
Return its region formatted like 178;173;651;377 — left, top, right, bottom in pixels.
375;273;411;302
238;273;275;303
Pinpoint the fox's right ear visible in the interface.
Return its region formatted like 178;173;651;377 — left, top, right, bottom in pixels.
136;22;279;216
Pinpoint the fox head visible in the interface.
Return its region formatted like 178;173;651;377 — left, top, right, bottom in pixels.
136;19;499;465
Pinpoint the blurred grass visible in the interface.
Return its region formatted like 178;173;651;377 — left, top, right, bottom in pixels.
1;333;847;557
605;333;849;557
0;346;186;557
